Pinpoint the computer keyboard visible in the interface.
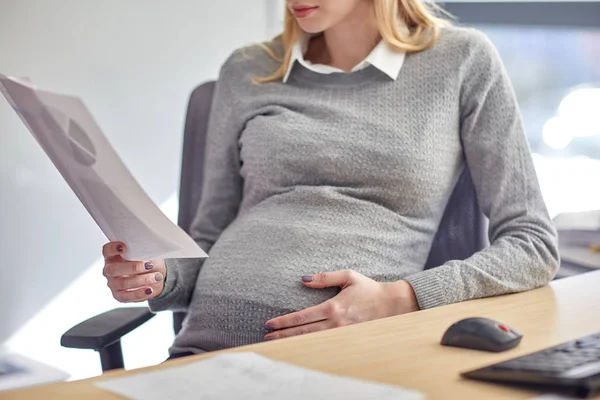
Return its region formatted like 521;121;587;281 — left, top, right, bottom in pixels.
462;331;600;398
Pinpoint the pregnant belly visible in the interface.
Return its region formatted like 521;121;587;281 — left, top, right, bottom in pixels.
174;219;343;352
174;216;344;352
194;213;346;315
175;194;431;351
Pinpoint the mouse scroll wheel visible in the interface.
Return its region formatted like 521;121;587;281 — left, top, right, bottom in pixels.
498;324;511;333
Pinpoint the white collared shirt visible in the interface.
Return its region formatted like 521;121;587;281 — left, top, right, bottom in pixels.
283;34;406;83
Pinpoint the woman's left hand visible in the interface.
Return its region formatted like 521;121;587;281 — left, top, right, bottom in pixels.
264;270;420;341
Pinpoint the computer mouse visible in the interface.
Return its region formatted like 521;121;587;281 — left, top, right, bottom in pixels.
441;317;523;352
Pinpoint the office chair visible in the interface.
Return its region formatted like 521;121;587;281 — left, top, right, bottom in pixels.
60;80;489;372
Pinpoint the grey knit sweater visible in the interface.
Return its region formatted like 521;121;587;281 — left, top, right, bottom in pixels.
149;27;559;355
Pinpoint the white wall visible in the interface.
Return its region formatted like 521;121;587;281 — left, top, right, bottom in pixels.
0;0;274;380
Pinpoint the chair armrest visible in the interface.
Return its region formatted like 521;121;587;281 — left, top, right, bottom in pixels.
61;307;155;350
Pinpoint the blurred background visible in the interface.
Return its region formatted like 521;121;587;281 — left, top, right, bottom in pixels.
441;0;600;218
1;0;599;382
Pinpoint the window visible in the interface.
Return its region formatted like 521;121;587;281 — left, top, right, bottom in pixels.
442;1;600;217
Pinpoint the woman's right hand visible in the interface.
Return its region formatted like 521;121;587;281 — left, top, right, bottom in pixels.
102;241;166;303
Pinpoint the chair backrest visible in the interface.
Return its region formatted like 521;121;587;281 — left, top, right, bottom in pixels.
172;81;216;334
177;81;217;234
173;80;489;333
423;166;489;269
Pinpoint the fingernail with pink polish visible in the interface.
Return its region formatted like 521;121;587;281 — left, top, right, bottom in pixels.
302;275;313;283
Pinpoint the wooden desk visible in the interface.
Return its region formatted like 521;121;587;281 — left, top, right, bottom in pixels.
4;271;600;400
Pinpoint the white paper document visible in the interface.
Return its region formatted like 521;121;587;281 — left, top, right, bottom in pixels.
95;352;424;400
0;74;207;260
0;353;68;392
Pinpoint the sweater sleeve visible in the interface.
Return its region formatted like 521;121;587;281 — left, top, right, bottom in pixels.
148;55;245;313
404;31;560;310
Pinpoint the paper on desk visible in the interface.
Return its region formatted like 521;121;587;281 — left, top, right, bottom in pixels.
95;352;424;400
0;353;69;392
0;74;207;260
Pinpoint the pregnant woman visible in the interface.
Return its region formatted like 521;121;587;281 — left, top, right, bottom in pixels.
101;0;559;357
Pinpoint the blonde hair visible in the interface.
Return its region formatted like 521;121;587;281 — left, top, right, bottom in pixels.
255;0;451;83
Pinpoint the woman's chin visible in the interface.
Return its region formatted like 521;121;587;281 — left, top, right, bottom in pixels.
296;21;327;35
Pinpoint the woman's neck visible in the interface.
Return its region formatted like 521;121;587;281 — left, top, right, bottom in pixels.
305;4;380;72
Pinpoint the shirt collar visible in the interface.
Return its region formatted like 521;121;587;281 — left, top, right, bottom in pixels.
283;24;408;83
